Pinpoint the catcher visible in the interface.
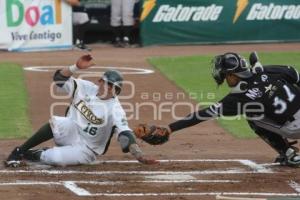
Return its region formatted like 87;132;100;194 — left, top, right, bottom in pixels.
134;52;300;167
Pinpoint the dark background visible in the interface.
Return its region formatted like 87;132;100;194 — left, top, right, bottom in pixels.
80;0;141;44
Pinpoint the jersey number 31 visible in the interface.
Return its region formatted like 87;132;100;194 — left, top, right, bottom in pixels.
273;85;295;114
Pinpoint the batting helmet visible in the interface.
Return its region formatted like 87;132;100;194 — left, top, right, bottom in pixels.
102;70;123;95
212;52;252;85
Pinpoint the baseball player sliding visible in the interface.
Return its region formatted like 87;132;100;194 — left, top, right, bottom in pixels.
134;52;300;167
5;54;157;167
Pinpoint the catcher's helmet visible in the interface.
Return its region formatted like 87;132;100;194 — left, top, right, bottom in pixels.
102;70;123;95
212;52;252;85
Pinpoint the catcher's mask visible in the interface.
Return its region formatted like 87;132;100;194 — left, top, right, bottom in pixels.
211;52;252;85
101;70;123;95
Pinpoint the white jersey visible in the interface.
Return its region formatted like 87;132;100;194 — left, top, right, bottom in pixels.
50;77;131;155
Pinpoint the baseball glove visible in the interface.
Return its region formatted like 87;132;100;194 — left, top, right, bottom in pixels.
133;124;170;145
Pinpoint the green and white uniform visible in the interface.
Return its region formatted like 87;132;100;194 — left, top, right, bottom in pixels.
42;77;130;166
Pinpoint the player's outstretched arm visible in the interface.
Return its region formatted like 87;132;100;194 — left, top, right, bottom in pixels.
133;108;217;145
60;54;95;77
129;144;159;165
53;54;95;88
118;131;159;165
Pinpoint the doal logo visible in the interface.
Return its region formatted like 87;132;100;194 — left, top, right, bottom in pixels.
5;0;62;27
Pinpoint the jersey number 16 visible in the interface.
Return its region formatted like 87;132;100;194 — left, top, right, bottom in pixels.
83;123;98;136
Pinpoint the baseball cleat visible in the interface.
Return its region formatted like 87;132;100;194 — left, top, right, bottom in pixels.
5;147;24;168
4;160;22;168
74;43;92;51
275;148;300;167
285;148;300;167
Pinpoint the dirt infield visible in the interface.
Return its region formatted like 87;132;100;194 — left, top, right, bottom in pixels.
0;43;300;200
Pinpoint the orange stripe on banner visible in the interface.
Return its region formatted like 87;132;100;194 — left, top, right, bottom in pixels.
55;0;62;24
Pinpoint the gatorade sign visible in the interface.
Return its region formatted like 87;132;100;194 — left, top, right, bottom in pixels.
152;4;223;22
246;3;300;20
140;0;300;46
0;0;72;52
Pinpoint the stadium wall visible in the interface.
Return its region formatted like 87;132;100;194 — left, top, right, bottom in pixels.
140;0;300;46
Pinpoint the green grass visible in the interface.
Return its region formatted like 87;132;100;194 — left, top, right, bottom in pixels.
0;63;31;138
149;52;300;138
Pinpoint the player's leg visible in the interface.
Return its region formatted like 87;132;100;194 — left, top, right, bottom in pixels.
72;12;91;51
122;0;135;46
25;144;96;166
248;121;300;167
111;0;123;47
20;117;89;165
5;123;53;167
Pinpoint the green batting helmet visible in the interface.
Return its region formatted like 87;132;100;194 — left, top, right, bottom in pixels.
102;70;123;95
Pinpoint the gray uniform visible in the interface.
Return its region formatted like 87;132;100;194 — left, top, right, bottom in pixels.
110;0;136;27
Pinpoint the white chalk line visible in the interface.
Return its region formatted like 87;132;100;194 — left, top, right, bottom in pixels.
0;179;239;186
0;159;280;197
1;180;298;198
91;159;261;164
139;180;241;183
0;181;122;186
258;163;281;167
92;159;273;172
63;181;91;196
238;160;272;173
0;180;241;197
216;195;266;200
75;192;300;197
289;181;300;193
23;66;154;75
0;181;61;186
0;169;274;175
0;159;295;198
0;159;274;175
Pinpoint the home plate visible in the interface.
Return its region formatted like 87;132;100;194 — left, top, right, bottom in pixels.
145;174;195;181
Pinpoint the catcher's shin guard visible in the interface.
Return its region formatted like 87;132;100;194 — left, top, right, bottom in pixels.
248;121;291;154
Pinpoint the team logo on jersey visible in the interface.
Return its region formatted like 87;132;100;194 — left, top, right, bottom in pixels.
245;88;262;100
74;100;104;125
265;84;277;98
265;84;273;93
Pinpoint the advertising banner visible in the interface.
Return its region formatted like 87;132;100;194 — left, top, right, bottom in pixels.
140;0;300;46
0;0;72;52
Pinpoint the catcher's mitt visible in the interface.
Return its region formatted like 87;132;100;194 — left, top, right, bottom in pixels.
134;124;170;145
